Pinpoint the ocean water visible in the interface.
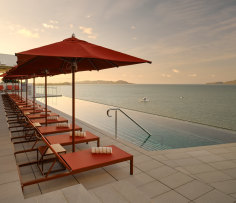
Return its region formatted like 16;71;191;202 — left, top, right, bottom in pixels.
37;95;236;150
48;84;236;131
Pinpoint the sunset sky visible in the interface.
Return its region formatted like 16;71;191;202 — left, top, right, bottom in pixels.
0;0;236;84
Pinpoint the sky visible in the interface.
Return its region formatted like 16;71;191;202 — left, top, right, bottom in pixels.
0;0;236;84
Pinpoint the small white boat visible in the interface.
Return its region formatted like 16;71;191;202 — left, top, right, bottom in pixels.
140;97;150;102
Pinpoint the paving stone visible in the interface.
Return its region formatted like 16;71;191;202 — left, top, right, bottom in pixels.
151;154;168;161
39;173;79;194
125;172;155;187
147;165;177;180
137;180;171;198
0;154;17;173
207;148;231;154
220;152;236;160
90;184;129;203
195;171;232;183
151;190;189;203
176;180;213;200
160;172;193;188
74;168;116;189
227;147;236;152
211;180;236;194
187;150;213;157
196;154;225;163
62;184;100;203
104;165;141;180
135;159;163;171
0;181;24;202
133;154;153;164
209;161;236;170
23;183;42;199
0;169;19;185
194;189;235;203
183;164;216;174
164;152;191;160
223;167;236;178
37;190;67;203
174;158;203;166
230;193;236;199
161;159;181;167
112;180;151;203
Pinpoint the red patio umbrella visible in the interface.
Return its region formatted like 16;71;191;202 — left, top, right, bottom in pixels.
4;67;43;107
13;34;151;152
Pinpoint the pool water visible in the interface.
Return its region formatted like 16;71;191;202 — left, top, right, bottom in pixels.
37;96;236;151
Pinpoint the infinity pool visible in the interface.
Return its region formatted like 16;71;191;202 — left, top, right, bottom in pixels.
37;96;236;150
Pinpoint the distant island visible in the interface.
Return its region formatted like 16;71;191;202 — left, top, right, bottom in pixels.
207;80;236;85
36;80;132;85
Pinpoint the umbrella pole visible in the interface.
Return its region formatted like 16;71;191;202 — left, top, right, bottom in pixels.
26;79;28;106
72;66;75;152
33;77;35;112
21;79;22;101
18;80;19;96
45;73;48;126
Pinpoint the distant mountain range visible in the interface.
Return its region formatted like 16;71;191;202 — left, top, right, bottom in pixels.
36;80;132;85
207;80;236;85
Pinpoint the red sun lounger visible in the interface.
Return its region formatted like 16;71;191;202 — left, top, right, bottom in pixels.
19;144;133;189
46;131;100;147
32;117;68;125
27;113;59;119
15;85;19;90
23;109;51;114
37;124;82;135
6;85;13;91
61;145;133;174
20;106;39;111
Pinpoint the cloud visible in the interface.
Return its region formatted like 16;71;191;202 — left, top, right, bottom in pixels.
5;22;40;38
161;74;171;78
188;73;197;77
79;26;97;39
17;28;39;38
49;20;58;24
86;15;91;18
42;23;59;29
79;26;92;35
131;25;136;30
172;69;179;73
132;37;137;40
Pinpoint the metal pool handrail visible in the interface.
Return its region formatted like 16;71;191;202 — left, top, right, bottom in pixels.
107;108;161;146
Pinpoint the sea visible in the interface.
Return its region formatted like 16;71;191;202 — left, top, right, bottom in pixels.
37;84;236;150
51;84;236;131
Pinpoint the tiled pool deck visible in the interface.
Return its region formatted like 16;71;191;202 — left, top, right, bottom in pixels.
1;96;236;203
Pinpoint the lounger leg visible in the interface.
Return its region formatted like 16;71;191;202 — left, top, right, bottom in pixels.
46;160;57;178
130;157;133;175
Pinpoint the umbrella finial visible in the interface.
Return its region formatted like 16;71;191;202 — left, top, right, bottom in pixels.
72;33;75;38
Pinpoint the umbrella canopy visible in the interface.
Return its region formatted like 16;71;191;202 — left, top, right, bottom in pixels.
13;35;151;75
12;35;151;152
0;73;7;77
